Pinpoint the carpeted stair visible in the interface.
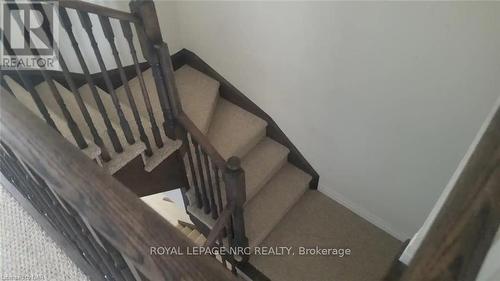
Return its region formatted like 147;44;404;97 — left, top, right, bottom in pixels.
4;77;102;164
138;66;314;250
3;62;403;280
113;64;314;249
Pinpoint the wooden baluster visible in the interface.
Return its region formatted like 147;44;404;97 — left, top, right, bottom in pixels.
0;73;14;96
61;204;126;280
0;145;114;279
156;42;182;118
77;11;135;145
218;234;229;271
193;141;211;214
224;218;237;275
184;133;202;208
58;53;111;161
0;145;65;236
130;0;177;139
203;151;219;219
58;7;124;154
99;15;152;156
39;66;89;149
214;165;225;218
26;161;124;280
0;28;59;132
32;3;111;161
120;20;163;149
6;5;88;149
223;157;249;263
16;70;60;133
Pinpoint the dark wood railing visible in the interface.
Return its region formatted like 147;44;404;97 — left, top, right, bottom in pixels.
1;0;180;162
0;91;238;281
1;0;251;274
1;1;498;280
398;106;500;281
128;0;251;267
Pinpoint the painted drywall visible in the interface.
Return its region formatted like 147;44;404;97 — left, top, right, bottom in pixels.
165;1;500;239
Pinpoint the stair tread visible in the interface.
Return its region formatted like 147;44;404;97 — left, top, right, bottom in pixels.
115;68;163;125
187;229;201;241
184;137;292;230
182;226;192;235
117;65;219;134
36;81;105;136
35;81;145;169
207;98;267;160
79;84;181;172
244;163;311;248
201;137;290;209
194;235;206;246
103;142;146;174
5;77;101;161
176;65;220;134
242;137;290;202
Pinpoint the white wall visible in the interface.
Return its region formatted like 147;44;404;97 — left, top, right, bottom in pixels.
166;1;500;239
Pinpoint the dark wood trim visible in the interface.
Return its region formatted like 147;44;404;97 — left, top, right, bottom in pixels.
188;212;212;237
0;93;238;281
1;62;150;90
177;219;196;229
203;203;235;247
178;112;226;169
237;262;272;281
1;69;87;89
91;62;151;91
383;239;410;281
400;107;500;281
171;49;320;189
113;153;188;197
0;174;105;281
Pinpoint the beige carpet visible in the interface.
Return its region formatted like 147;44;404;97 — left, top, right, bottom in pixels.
250;190;401;281
0;185;89;281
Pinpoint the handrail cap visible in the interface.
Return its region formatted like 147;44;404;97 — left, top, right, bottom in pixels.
226;157;241;171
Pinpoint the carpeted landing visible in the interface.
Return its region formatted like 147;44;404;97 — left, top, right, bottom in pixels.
250;190;402;281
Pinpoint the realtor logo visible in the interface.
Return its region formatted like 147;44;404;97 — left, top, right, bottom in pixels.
1;1;59;69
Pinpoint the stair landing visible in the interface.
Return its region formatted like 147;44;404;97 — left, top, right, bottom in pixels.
250;190;402;281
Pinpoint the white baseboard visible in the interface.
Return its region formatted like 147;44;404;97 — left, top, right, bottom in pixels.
318;185;408;241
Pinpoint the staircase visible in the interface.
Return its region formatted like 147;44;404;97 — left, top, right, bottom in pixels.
4;61;313;253
0;0;347;276
0;1;401;280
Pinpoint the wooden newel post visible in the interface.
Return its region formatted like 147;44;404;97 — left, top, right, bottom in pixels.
129;0;181;139
223;157;249;263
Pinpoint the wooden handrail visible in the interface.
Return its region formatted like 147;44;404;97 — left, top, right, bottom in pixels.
0;93;237;281
56;0;140;23
204;203;235;248
400;105;500;280
177;112;226;169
